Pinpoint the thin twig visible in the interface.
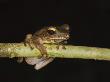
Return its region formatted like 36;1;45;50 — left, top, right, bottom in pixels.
0;43;110;61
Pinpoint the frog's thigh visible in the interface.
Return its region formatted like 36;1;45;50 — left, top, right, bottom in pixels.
25;57;43;65
34;57;54;70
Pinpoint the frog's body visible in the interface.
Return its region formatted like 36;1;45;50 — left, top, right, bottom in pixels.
18;24;70;70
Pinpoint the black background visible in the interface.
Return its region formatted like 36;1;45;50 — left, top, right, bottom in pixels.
0;0;110;82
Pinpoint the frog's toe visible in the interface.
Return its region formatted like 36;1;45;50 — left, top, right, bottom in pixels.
17;57;23;63
34;57;54;70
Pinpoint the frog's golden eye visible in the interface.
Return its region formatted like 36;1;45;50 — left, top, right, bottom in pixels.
47;27;56;35
48;27;56;31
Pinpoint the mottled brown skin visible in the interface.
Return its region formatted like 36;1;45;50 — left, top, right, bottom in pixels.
25;24;70;57
19;24;70;70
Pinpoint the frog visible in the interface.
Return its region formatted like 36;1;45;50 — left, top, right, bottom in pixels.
18;24;70;70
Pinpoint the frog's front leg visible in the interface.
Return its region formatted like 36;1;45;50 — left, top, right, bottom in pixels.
56;40;67;50
24;34;35;50
17;34;34;63
32;37;48;57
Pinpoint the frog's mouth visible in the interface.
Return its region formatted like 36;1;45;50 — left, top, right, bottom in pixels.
50;37;68;40
49;34;69;40
43;33;69;43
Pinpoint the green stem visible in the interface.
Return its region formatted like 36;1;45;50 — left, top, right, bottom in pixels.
0;43;110;61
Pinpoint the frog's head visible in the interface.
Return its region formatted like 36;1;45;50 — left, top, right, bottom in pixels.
39;24;70;43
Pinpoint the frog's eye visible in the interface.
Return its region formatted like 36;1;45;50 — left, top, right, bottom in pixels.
47;28;56;35
48;27;56;31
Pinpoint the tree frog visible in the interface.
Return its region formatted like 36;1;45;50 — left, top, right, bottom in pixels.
18;24;70;70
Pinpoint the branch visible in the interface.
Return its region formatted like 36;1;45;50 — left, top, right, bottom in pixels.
0;43;110;61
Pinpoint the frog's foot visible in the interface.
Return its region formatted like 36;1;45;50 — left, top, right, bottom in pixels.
56;40;67;50
24;42;34;50
24;38;35;49
62;45;66;49
25;57;54;70
17;57;24;63
56;45;66;50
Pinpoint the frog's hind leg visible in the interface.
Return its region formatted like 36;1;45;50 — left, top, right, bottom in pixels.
25;57;54;70
34;57;54;70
